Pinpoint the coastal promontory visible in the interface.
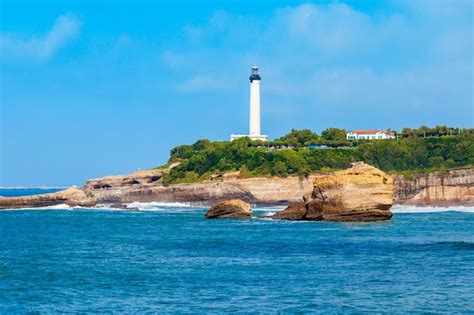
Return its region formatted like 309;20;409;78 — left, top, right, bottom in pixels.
1;128;473;212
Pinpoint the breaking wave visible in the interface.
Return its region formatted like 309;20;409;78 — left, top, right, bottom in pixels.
0;204;75;211
2;202;199;212
253;205;286;217
124;201;196;211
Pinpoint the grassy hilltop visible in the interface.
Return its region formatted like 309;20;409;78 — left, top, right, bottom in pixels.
159;126;474;185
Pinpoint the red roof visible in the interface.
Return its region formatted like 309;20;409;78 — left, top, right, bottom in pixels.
352;130;380;135
351;129;394;135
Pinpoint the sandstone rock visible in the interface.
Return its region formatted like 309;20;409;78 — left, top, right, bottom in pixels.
81;159;473;208
205;199;252;219
269;162;393;222
269;199;392;222
0;187;97;210
84;173;317;206
269;201;323;221
394;168;474;206
83;169;166;191
312;162;393;212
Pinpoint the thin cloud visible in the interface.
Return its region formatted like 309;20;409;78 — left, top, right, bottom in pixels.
0;13;81;61
163;1;472;120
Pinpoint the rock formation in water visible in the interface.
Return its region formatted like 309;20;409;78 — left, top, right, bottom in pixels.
205;199;252;219
394;168;474;206
269;162;393;221
0;187;97;209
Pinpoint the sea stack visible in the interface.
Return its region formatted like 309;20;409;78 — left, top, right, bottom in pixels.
268;162;394;222
205;199;252;219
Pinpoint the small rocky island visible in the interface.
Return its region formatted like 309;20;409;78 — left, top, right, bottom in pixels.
205;199;252;219
268;162;393;221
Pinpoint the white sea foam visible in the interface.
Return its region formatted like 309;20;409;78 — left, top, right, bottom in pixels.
93;204;131;211
392;205;474;213
1;204;75;211
124;201;192;210
1;202;200;212
252;205;287;217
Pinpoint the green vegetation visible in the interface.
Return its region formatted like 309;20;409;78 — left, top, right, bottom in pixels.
270;128;351;148
161;126;474;186
400;125;473;138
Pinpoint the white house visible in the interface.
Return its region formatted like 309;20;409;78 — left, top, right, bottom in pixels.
346;130;396;140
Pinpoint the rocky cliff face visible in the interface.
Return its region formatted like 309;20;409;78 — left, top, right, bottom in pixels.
77;164;474;207
394;168;474;206
1;163;472;210
84;172;318;205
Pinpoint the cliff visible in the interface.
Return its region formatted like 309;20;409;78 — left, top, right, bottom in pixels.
83;164;474;207
1;164;472;210
84;170;317;205
394;168;474;206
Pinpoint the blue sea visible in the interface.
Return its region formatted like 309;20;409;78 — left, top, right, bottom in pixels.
0;189;473;313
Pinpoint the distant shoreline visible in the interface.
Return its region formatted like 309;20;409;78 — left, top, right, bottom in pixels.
0;186;68;190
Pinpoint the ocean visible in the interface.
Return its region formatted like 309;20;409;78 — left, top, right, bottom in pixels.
0;189;473;312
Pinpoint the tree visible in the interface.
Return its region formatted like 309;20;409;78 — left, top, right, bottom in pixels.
416;125;431;138
160;128;474;185
428;156;445;168
170;144;193;160
321;128;347;142
401;128;414;138
275;129;319;147
272;161;288;177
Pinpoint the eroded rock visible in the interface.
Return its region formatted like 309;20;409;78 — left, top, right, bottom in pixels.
269;162;393;222
205;199;252;219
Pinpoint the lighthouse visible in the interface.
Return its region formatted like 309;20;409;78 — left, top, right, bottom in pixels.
230;66;269;142
249;66;261;137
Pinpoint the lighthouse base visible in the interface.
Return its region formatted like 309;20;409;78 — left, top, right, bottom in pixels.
230;134;269;142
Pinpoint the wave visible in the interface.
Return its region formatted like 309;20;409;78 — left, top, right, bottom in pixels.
1;204;76;211
252;205;286;217
392;205;474;213
124;201;196;210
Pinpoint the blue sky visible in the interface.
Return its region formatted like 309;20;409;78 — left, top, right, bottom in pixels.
0;0;473;186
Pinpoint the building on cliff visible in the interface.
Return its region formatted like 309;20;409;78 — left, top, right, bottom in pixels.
346;129;396;140
230;66;269;142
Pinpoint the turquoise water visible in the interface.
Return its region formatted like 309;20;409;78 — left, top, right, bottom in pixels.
0;200;473;312
0;188;63;197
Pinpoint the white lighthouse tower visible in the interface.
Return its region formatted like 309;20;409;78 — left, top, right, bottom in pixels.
230;66;268;142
